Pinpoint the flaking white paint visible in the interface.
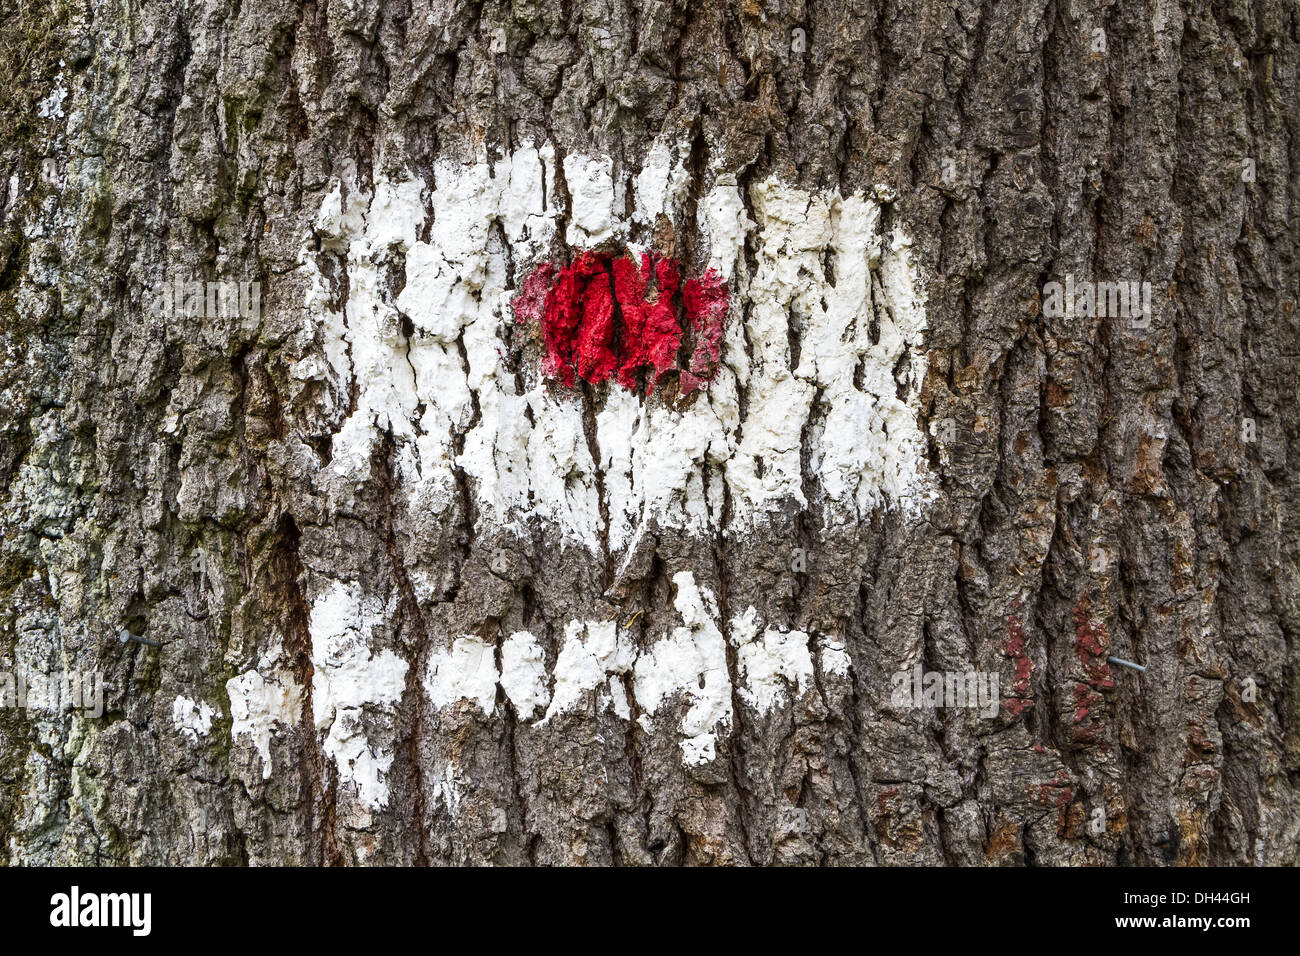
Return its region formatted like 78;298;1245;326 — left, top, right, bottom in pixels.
632;572;733;765
819;638;853;678
411;580;847;764
563;152;618;247
424;635;499;716
499;631;550;719
541;620;636;722
729;606;814;710
226;644;304;781
171;695;219;743
634;140;692;227
309;581;410;810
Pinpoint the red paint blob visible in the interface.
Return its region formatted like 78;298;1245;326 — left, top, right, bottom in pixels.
1002;611;1035;715
1072;595;1116;690
512;250;730;394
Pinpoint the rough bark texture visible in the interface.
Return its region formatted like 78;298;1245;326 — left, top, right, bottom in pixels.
1;0;1297;866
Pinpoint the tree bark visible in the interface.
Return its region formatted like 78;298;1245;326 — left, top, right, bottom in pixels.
0;0;1296;866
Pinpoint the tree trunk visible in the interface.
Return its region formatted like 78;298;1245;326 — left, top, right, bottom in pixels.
0;0;1296;866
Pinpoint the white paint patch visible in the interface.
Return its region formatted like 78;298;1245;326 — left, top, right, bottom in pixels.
733;180;936;529
424;636;499;716
563;152;619;247
541;620;636;722
309;581;410;810
398;587;841;765
597;383;734;553
226;646;304;781
699;177;755;277
634;140;692;227
171;695;219;743
819;638;853;678
298;139;935;553
499;631;550;719
729;606;814;710
432;763;463;819
633;572;733;765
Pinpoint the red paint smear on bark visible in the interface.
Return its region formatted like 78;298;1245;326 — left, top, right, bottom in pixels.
515;250;729;394
1029;770;1074;809
1003;611;1034;714
511;263;555;325
1004;698;1034;717
681;271;730;391
1073;682;1104;723
1073;594;1116;690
